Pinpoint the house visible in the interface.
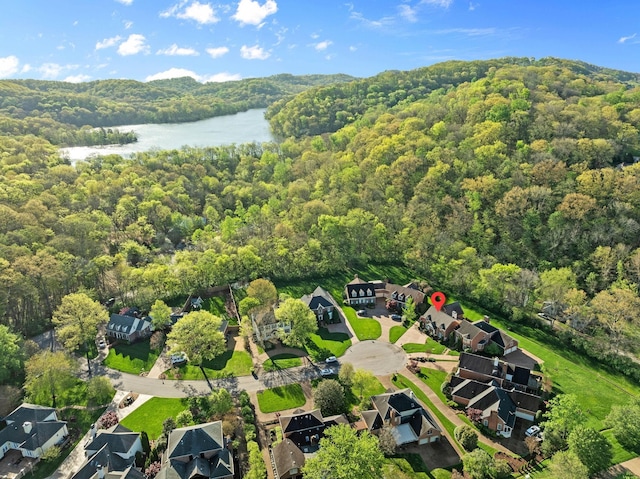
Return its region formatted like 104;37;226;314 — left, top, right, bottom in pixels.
300;286;339;323
72;424;143;479
472;320;519;355
450;377;541;437
250;308;291;346
106;314;152;343
420;305;461;341
278;409;348;452
271;439;305;479
456;352;541;394
0;403;68;460
155;421;233;479
454;321;492;353
344;275;427;308
361;389;441;446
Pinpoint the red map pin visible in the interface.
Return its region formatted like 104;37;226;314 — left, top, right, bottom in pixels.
430;292;446;312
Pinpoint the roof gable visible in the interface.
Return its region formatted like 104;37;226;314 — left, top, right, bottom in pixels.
167;422;223;460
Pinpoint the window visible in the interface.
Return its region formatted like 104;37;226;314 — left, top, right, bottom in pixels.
483;420;488;426
497;424;502;431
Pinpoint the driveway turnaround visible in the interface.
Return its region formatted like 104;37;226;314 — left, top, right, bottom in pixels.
340;340;407;376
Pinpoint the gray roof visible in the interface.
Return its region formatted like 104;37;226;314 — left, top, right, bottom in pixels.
300;286;335;311
455;320;485;340
71;444;141;479
421;306;460;332
166;422;223;460
467;387;517;429
85;429;140;456
370;389;440;434
156;449;233;479
273;439;305;477
472;321;517;350
4;403;56;425
0;404;66;453
107;314;151;335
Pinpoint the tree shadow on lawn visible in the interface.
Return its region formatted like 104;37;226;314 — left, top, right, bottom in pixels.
110;340;154;361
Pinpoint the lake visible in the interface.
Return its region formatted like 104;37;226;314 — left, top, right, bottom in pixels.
60;108;274;163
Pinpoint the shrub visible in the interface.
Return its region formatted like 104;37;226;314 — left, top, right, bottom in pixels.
455;425;478;451
41;445;61;462
150;331;165;352
239;390;251;407
176;410;194;427
144;461;161;478
244;423;256;442
99;410;119;429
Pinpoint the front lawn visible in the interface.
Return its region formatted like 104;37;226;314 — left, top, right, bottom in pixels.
307;328;352;359
344;306;381;340
120;397;187;439
263;353;303;372
389;325;408;343
257;384;306;413
166;350;253;379
416;368;449;404
383;455;430;479
103;340;159;375
346;376;386;410
402;338;446;354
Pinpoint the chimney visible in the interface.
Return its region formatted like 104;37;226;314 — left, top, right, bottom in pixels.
90;423;97;440
493;357;499;367
483;315;490;323
452;310;457;319
22;422;32;434
96;464;105;479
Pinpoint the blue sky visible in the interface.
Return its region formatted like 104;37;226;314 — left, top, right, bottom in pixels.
1;0;639;83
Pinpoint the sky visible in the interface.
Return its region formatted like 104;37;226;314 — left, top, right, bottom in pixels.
1;0;640;84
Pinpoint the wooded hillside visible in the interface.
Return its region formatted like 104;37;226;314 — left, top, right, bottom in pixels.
1;57;640;382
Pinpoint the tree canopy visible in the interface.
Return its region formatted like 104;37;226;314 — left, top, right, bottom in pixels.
274;297;318;348
166;311;226;366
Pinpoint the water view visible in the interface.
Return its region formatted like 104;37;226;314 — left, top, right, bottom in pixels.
60;108;274;163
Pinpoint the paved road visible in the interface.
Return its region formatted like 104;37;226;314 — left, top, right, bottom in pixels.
340;340;407;376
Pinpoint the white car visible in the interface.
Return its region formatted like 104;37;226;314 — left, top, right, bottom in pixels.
525;425;541;437
170;353;187;366
325;356;338;363
97;339;106;349
320;368;334;377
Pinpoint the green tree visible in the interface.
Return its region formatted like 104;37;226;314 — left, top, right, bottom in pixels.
176;410;194;427
402;296;417;323
303;424;383;479
605;397;640;452
548;450;589;479
245;440;267;479
462;449;494;479
166;311;226;372
352;369;377;399
86;376;115;406
568;426;613;476
377;425;397;457
24;351;78;407
208;388;234;418
338;362;354;388
52;292;109;376
0;325;23;384
275;297;318;348
149;299;172;331
542;394;585;442
313;379;346;416
246;278;278;309
454;424;478;451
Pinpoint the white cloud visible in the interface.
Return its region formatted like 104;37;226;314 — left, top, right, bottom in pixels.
21;64;32;73
161;1;219;25
157;44;199;56
96;35;122;50
0;55;20;78
206;46;229;58
349;45;357;52
202;72;242;82
421;0;453;7
349;10;394;29
116;0;133;4
399;4;418;22
64;74;92;83
145;67;241;83
38;63;79;79
618;33;637;44
118;34;150;55
314;40;332;51
435;27;496;36
124;20;133;29
240;44;270;59
233;0;277;26
469;2;478;10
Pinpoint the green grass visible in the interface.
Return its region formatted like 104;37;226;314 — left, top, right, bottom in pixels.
402;338;446;354
346;377;386;410
417;368;449;404
263;353;303;372
602;428;638;464
257;384;306;413
383;455;431;479
202;294;239;325
448;295;640;430
390;325;408;343
103;340;159;374
120;397;187;439
166;350;253;379
344;306;381;340
307;327;352;359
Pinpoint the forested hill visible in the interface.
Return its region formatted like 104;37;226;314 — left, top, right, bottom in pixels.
266;57;640;138
2;57;640;379
0;72;355;146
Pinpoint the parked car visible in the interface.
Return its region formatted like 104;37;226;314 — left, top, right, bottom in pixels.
97;339;106;349
525;425;541;437
390;314;402;321
320;368;334;377
170;353;187;366
357;309;367;316
325;356;338;363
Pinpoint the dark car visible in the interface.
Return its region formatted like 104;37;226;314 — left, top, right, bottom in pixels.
357;309;367;316
390;314;402;321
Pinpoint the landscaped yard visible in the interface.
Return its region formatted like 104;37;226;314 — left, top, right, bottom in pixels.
257;384;306;413
307;327;352;359
343;306;381;340
166;350;253;379
120;397;187;439
417;368;449;404
263;353;303;372
389;325;408;343
402;337;446;354
346;376;386;410
103;340;159;374
202;294;238;325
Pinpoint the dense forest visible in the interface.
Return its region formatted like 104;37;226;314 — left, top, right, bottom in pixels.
0;73;355;146
2;57;640;383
